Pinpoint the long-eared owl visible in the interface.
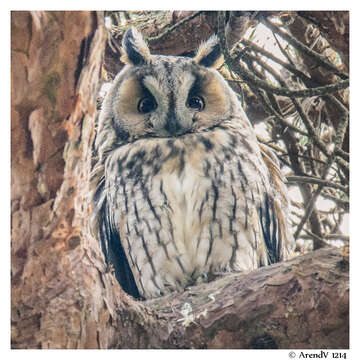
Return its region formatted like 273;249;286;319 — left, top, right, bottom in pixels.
91;27;295;299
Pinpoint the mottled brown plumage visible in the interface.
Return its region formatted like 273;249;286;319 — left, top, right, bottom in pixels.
90;27;294;299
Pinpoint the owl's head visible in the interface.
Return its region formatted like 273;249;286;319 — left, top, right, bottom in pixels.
97;27;240;153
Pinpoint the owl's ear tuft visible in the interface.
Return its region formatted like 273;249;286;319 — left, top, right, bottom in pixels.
121;27;151;65
194;35;224;69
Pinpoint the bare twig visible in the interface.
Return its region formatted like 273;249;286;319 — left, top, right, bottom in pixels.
335;148;349;162
147;11;204;42
226;43;347;178
233;53;310;138
257;136;286;153
287;175;348;193
290;99;331;157
294;151;337;240
239;46;325;242
272;32;297;67
336;156;349;171
223;54;349;98
241;38;349;121
300;233;349;243
301;228;329;248
240;50;334;160
241;39;313;85
260;15;349;79
217;11;348;247
325;234;349;242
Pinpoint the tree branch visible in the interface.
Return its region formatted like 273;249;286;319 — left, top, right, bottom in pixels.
225;67;348;98
293;150;337;240
147;11;204;42
260;15;348;79
136;247;349;349
287;175;349;193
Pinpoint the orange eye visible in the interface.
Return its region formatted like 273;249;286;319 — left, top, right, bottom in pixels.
138;97;157;114
187;96;205;111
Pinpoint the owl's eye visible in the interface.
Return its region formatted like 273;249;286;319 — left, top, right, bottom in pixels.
187;96;205;111
138;97;157;114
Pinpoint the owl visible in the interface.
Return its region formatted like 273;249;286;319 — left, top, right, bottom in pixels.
90;27;295;299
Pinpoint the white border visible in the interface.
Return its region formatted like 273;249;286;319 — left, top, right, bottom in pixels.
4;3;357;358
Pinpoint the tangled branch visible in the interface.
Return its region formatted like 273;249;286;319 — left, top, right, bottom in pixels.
217;11;349;250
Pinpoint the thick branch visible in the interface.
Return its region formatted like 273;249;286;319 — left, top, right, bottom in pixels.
112;247;349;349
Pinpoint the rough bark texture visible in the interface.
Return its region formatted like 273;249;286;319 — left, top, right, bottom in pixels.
11;10;125;349
11;11;349;349
143;247;349;349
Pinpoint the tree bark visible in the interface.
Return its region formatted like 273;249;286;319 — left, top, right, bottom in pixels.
143;247;349;349
11;10;123;349
11;11;349;349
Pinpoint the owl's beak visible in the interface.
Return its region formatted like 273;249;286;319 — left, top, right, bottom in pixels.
164;116;181;135
164;116;190;137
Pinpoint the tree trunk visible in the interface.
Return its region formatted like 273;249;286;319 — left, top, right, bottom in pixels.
11;10;122;349
11;11;349;349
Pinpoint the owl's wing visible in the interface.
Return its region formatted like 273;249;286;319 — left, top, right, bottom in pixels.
93;176;141;299
259;143;294;262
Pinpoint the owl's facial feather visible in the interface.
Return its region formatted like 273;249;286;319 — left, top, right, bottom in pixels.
99;27;236;156
110;59;232;140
